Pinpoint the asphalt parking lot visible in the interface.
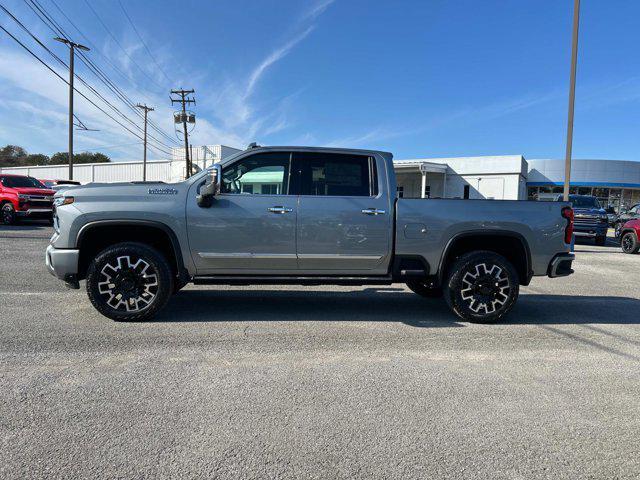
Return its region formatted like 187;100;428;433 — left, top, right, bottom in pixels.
1;222;639;479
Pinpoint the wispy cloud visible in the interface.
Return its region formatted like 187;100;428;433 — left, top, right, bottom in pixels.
245;26;314;99
301;0;337;21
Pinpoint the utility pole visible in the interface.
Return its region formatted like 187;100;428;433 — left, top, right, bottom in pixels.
136;103;154;181
170;89;195;178
54;37;89;181
563;0;580;201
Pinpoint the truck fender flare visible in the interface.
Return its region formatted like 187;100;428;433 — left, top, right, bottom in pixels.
76;219;186;275
436;230;533;285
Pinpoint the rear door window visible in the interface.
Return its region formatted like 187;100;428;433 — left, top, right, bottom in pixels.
293;152;376;197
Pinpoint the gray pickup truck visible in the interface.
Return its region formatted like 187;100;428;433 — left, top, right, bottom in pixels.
46;146;574;323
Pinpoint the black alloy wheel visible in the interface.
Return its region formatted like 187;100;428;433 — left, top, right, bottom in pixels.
621;232;640;254
86;242;173;321
444;251;519;323
1;203;17;225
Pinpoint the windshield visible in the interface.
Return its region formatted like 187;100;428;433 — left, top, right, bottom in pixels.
570;196;601;209
1;176;46;189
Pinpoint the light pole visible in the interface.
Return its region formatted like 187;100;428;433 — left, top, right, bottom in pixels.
54;37;90;181
563;0;580;201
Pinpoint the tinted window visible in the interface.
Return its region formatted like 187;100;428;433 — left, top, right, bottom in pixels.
569;196;601;208
294;152;375;197
221;152;291;195
0;176;46;188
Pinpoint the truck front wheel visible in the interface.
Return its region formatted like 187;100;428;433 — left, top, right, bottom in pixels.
86;242;173;321
1;203;17;225
443;251;519;323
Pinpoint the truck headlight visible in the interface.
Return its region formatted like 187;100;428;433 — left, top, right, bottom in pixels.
53;196;74;207
18;194;29;202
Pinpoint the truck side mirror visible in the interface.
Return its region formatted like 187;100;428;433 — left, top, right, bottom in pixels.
196;165;221;208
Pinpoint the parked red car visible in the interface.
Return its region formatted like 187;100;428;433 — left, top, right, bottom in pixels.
0;174;55;225
620;219;640;254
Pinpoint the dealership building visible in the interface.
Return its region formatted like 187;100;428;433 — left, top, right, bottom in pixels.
394;156;640;211
2;148;639;211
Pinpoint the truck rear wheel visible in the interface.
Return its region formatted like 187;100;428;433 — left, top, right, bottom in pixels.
443;251;519;323
86;242;173;321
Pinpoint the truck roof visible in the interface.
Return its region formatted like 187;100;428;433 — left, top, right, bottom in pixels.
239;145;393;158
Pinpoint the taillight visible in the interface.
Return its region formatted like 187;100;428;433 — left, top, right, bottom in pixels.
562;206;574;244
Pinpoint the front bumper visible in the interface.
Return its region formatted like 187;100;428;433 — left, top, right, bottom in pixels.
548;253;575;278
16;208;53;218
573;222;608;238
45;244;80;288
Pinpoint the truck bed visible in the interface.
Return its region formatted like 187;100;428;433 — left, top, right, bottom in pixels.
395;198;571;277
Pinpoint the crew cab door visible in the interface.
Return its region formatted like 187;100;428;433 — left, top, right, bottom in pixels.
186;151;297;274
293;152;392;274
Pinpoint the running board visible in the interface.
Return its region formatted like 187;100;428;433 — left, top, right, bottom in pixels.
192;275;394;286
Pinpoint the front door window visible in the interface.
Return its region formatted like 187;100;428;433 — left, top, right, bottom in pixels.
221;152;291;195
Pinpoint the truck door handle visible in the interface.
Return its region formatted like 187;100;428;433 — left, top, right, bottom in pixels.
361;208;386;216
267;206;293;214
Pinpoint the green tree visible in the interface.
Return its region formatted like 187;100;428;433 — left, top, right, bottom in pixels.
50;151;111;164
0;145;27;167
24;153;50;165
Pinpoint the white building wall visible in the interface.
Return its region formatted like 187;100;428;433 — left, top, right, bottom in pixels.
394;155;528;200
0;161;173;183
0;145;241;183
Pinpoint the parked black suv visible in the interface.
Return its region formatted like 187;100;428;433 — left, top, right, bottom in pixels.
614;204;639;238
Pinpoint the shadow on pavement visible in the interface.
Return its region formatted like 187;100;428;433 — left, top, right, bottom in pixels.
0;220;52;239
156;289;640;327
573;237;621;252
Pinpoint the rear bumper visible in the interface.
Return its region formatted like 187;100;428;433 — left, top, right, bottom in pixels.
548;253;575;278
45;244;80;288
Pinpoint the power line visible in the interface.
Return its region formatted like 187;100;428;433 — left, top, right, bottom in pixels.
48;0;138;91
14;0;176;152
81;0;166;91
23;0;178;148
48;0;175;145
49;2;178;146
0;21;171;157
117;0;172;85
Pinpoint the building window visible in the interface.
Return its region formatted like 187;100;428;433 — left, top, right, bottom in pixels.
528;186;538;200
261;184;280;194
463;185;470;199
396;186;404;198
423;185;431;199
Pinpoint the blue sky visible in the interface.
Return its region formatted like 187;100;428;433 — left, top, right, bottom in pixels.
0;0;639;162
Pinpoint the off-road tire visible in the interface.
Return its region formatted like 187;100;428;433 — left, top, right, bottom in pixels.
406;280;443;298
595;235;607;246
1;203;17;225
86;242;173;321
443;250;519;323
621;232;640;254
